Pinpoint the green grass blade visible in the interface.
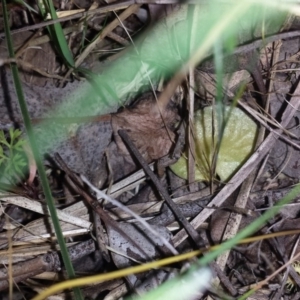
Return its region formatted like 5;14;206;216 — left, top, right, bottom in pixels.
13;0;38;13
198;184;300;266
37;0;75;67
1;1;82;299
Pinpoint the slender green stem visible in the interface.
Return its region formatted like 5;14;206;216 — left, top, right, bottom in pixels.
1;1;82;299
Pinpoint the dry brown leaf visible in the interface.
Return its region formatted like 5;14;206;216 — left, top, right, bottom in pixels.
112;92;178;162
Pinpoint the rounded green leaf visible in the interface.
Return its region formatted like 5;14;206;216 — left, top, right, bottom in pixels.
170;106;258;182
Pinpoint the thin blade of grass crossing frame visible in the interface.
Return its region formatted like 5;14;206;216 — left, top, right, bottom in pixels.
1;1;82;299
201;184;300;300
210;39;225;182
37;0;75;67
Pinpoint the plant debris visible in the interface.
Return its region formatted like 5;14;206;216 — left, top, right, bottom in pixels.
2;1;300;300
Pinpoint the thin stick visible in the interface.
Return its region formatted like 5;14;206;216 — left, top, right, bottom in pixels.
188;67;196;190
81;175;178;255
118;129;203;248
55;153;155;261
0;1;134;38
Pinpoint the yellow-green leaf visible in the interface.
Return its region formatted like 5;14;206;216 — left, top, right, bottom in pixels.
170;106;258;182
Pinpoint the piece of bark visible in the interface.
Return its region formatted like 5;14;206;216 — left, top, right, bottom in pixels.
0;239;95;291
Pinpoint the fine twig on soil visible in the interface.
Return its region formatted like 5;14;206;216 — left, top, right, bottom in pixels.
80;174;178;255
118;129;204;248
55;152;172;263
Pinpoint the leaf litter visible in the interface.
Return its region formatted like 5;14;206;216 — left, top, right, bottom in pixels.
2;1;300;299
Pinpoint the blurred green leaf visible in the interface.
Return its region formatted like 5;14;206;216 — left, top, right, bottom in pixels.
0;139;9;148
11;128;22;141
13;139;26;151
0;129;27;183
